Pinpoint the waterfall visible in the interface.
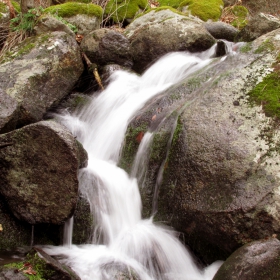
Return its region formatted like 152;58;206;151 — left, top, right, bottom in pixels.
43;47;230;280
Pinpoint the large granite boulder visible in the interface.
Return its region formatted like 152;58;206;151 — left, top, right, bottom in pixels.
124;9;216;73
120;29;280;263
213;238;280;280
0;30;84;133
80;28;133;68
237;13;280;41
0;192;64;250
44;3;103;35
0;120;87;225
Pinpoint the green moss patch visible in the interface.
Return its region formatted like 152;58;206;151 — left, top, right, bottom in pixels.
0;2;8;14
178;0;224;21
254;39;275;54
248;55;280;119
4;257;47;280
223;5;248;29
44;2;103;18
104;0;149;24
66;0;92;3
239;42;252;53
157;0;182;8
248;72;280;119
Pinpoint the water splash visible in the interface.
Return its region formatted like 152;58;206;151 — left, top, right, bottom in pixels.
45;50;224;279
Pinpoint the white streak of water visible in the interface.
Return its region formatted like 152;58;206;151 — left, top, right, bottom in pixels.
45;50;223;279
63;216;73;248
131;132;154;185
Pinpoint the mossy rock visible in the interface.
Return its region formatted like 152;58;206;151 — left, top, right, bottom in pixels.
119;123;149;173
44;2;103;18
157;0;182;8
178;0;224;21
104;0;149;24
248;53;280;119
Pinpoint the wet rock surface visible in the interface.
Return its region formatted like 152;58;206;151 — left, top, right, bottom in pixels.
120;29;280;263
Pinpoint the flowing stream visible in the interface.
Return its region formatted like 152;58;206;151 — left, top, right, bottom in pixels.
42;44;240;279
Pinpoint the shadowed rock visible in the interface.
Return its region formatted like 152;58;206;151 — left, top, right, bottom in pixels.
0;120;87;224
213;238;280;280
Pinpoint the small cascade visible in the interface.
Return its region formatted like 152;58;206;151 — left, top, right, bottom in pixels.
63;217;74;248
43;47;230;279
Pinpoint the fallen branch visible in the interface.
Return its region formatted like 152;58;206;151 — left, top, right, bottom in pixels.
82;52;104;90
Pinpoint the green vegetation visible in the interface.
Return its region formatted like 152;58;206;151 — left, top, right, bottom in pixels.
0;2;8;17
154;6;183;14
11;1;21;13
44;2;103;18
248;53;280;119
248;72;280;119
66;0;92;3
230;5;248;29
171;116;182;145
150;131;169;161
52;14;78;33
254;39;275;54
4;256;47;280
158;0;182;8
104;0;149;24
17;41;35;55
10;7;43;33
239;42;252;53
119;124;148;173
178;0;223;21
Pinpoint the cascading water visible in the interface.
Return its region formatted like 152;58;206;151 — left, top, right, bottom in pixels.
43;45;233;280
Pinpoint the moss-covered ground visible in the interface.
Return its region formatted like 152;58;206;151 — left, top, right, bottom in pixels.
4;252;51;280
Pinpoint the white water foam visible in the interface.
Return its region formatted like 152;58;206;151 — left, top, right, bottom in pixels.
44;50;223;280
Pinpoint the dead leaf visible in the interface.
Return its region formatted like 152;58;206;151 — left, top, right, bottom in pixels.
75;34;84;44
0;224;3;231
152;115;157;121
136;131;144;143
23;266;37;275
